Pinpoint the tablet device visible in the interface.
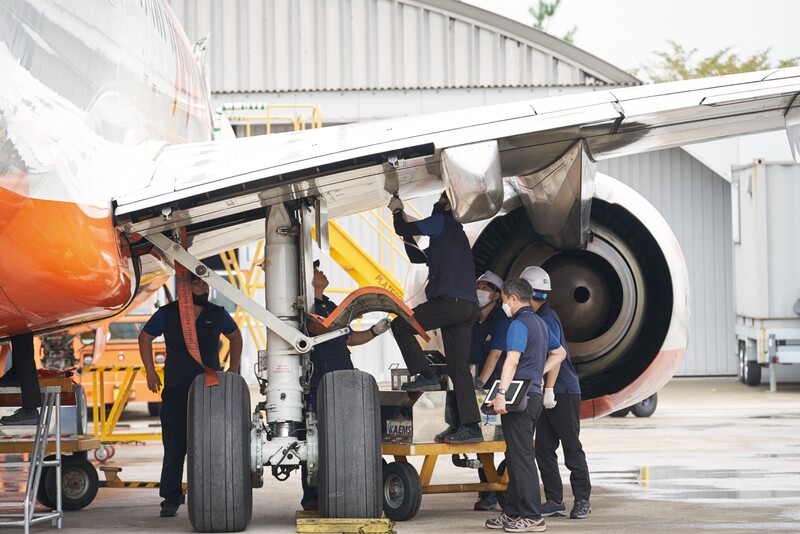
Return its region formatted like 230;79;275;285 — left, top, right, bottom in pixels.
482;379;532;413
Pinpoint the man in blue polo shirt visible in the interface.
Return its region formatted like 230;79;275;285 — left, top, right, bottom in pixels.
387;191;481;444
521;266;592;520
139;274;242;518
484;278;565;533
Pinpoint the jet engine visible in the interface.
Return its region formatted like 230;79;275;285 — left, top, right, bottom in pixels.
407;164;689;419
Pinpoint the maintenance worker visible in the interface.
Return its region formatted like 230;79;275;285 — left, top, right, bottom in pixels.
387;191;482;444
484;278;565;533
300;260;391;511
470;270;509;511
139;273;243;518
520;266;592;520
0;333;41;425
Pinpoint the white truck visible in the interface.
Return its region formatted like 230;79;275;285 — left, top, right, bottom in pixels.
732;160;800;391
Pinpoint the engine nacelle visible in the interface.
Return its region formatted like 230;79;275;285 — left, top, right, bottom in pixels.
470;173;689;418
407;173;689;419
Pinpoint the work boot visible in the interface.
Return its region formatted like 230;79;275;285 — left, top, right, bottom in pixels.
570;500;591;519
401;373;441;392
434;425;457;443
160;502;180;517
0;408;39;426
485;513;515;530
474;493;501;511
541;500;566;517
0;368;20;387
444;425;483;444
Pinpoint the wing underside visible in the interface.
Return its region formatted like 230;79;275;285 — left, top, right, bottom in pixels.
115;67;800;253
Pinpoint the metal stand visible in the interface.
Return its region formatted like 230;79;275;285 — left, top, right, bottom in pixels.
0;386;63;533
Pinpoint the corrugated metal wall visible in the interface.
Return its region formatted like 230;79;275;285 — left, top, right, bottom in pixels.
168;0;626;93
598;149;736;376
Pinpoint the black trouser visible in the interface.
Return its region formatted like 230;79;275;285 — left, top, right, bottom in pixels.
11;334;40;410
159;386;190;506
500;393;543;519
535;393;591;503
391;296;480;425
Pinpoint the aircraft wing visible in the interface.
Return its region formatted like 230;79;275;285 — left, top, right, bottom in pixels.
115;67;800;244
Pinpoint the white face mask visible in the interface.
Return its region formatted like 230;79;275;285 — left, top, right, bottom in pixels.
477;289;493;308
502;302;513;317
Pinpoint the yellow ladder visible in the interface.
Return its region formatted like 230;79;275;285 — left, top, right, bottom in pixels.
319;220;404;298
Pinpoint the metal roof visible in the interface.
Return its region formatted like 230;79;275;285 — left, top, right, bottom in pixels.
167;0;641;94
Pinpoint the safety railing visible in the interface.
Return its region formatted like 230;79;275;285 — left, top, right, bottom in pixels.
82;366;163;453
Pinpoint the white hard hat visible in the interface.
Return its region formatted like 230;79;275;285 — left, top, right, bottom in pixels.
477;271;504;292
520;266;551;292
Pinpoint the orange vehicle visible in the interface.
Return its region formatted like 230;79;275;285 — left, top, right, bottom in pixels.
77;313;166;417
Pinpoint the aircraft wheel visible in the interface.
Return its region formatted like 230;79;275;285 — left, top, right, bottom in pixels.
382;462;422;521
36;456;56;509
44;455;99;511
318;370;382;518
609;408;631;418
188;372;252;532
631;393;658;417
147;402;161;417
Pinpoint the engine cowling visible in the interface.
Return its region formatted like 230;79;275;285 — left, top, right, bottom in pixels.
468;173;689;418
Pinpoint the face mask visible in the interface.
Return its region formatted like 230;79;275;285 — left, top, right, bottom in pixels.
431;202;446;215
192;293;209;306
477;289;493;308
502;302;513;317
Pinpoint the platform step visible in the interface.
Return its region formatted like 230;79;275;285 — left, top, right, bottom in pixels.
295;511;395;533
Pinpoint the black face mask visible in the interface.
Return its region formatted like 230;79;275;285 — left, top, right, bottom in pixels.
431;202;446;215
192;293;209;306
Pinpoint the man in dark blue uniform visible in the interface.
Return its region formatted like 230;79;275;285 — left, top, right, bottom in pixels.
0;333;41;425
300;260;391;511
387;191;482;444
484;278;565;533
521;266;592;520
470;270;509;511
139;274;242;518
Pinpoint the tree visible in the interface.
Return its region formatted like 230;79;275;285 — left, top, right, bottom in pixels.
644;41;799;82
528;0;577;44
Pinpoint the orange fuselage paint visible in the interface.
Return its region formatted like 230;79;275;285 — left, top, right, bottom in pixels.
0;186;133;335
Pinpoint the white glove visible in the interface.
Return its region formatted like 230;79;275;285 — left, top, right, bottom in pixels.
388;197;404;213
543;388;557;409
370;318;391;336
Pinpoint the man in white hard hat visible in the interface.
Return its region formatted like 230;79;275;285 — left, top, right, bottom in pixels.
470;270;510;511
520;266;592;520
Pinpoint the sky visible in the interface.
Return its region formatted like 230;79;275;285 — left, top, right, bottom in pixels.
464;0;799;81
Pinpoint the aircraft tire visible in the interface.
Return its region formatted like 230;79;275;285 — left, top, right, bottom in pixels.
608;408;631;417
44;454;99;511
188;372;252;532
631;393;658;417
318;370;382;518
382;461;422;521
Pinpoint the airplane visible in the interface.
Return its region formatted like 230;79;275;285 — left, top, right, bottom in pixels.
2;0;800;530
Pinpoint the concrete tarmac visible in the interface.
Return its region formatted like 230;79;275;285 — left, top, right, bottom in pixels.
3;377;799;533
